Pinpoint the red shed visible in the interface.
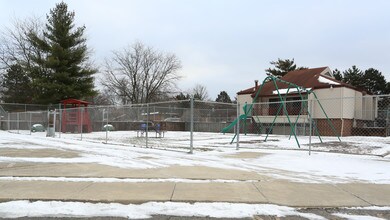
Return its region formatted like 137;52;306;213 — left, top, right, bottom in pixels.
61;99;92;133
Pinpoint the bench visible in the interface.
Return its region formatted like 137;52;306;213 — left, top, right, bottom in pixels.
137;123;165;138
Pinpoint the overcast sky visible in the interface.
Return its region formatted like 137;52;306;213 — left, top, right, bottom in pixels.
1;0;389;100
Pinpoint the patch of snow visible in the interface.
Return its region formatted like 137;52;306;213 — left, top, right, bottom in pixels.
318;76;340;85
248;150;390;183
0;200;325;219
346;206;390;211
272;87;311;95
333;213;386;220
0;176;257;183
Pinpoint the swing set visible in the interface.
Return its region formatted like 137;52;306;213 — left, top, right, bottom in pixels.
222;75;341;148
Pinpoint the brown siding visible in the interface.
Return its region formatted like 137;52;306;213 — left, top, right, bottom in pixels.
352;127;387;137
92;121;185;132
315;119;353;136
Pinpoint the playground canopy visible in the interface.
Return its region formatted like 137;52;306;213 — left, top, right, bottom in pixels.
61;99;92;133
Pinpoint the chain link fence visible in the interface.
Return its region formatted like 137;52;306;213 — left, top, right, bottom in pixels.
249;95;390;137
0;103;48;133
1;95;389;152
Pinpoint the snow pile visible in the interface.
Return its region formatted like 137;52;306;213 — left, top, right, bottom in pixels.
0;200;325;219
318;76;340;85
333;213;385;220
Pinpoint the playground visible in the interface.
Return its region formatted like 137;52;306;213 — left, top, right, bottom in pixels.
1;78;390;218
222;75;342;148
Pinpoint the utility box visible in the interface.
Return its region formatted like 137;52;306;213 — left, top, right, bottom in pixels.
46;109;56;137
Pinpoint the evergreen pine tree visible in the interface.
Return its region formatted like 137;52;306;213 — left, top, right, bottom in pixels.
265;58;307;77
175;92;190;100
332;69;343;81
363;68;387;95
386;82;390;94
28;1;96;104
0;64;33;103
215;91;232;103
342;65;364;89
174;92;190;108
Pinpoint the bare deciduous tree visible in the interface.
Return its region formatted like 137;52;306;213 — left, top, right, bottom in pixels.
0;17;43;102
0;17;42;70
101;42;182;104
91;89;117;106
192;84;209;101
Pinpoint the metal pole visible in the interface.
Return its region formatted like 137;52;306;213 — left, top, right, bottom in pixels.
189;97;194;154
29;112;32;135
53;109;56;137
236;102;240;150
17;112;19;134
146;103;149;148
80;108;83;141
309;99;313;155
59;104;62;138
7;113;10;131
105;109;109;144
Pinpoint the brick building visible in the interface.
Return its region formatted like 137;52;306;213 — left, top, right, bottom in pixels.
237;67;378;136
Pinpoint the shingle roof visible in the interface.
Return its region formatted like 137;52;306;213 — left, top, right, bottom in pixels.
61;98;90;105
237;86;257;95
237;67;359;98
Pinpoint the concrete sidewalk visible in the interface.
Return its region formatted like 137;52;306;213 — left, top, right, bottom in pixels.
0;162;267;180
0;162;389;207
1;179;389;207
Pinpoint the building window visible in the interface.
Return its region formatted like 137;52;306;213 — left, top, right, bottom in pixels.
268;97;302;115
286;97;302;115
269;98;283;115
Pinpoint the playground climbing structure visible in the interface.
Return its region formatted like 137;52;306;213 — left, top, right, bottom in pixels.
222;75;341;148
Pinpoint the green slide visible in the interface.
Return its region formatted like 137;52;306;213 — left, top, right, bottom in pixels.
221;114;247;133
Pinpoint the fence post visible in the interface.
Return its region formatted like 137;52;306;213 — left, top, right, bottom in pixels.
105;108;109;144
236;102;240;150
145;103;150;148
58;103;62;138
145;103;149;148
153;106;156;121
7;113;10;131
28;112;32;135
189;97;194;154
309;99;313;155
17;112;20;134
80;108;84;141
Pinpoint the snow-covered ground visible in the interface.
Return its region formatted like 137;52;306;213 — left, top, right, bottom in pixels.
1;130;389;183
0;201;326;219
11;129;390;156
1;130;389;219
